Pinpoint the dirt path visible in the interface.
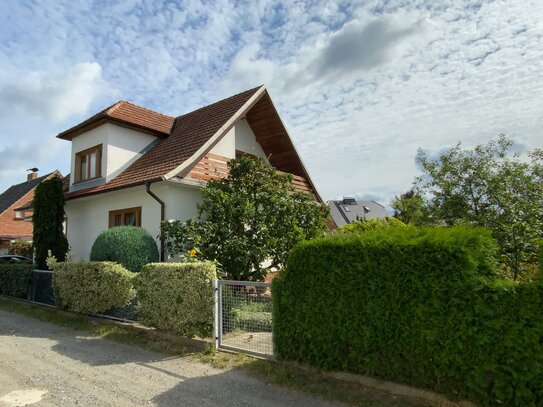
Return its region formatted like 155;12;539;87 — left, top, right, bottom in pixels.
0;310;343;407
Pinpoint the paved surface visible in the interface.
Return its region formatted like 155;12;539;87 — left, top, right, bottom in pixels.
0;310;343;407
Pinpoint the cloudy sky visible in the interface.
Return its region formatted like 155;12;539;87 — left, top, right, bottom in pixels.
0;0;542;206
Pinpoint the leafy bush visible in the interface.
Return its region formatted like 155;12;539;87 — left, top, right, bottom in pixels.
0;264;33;298
336;217;406;234
274;226;543;406
52;261;135;313
134;262;216;337
90;226;159;273
8;239;33;258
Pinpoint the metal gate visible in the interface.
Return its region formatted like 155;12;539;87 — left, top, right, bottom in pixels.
214;280;274;359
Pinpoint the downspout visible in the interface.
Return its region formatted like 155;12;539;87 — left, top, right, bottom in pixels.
145;181;165;262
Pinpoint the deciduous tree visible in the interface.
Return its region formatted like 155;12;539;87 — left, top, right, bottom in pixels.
160;155;328;281
397;135;543;279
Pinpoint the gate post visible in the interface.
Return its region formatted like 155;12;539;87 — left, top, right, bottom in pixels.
213;279;219;350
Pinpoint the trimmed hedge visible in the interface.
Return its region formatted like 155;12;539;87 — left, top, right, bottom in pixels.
52;261;135;313
90;226;159;272
274;226;543;406
231;302;272;331
134;262;216;338
0;264;33;298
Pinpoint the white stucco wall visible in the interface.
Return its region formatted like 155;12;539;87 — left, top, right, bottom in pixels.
235;119;266;157
70;123;157;186
65;182;203;261
210;119;265;158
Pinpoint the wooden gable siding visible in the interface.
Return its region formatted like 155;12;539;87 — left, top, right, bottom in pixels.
187;153;315;196
245;93;304;177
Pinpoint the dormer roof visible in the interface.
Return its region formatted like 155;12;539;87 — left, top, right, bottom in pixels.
57;101;175;140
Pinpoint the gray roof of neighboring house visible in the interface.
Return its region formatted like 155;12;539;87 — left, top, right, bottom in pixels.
0;173;53;215
328;198;390;228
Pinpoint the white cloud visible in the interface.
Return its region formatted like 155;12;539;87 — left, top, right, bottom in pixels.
0;0;542;207
0;62;110;122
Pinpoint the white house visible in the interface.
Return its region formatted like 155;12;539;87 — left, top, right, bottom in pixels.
59;85;321;261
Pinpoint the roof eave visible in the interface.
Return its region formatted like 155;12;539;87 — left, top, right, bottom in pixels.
57;116;171;141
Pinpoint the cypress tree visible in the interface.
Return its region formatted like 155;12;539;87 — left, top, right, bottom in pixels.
32;176;68;269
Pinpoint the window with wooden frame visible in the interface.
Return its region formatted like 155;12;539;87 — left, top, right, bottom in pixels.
109;207;141;228
75;144;102;183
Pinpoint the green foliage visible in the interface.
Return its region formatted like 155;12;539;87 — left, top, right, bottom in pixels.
391;189;428;225
336;217;406;234
231;301;272;331
90;226;159;273
134;262;217;338
0;264;33;298
32;176;69;269
538;240;543;282
8;239;33;258
400;136;543;280
161;155;328;281
273;226;543;406
51;261;135;313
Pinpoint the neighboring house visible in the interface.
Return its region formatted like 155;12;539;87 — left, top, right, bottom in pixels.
328;197;390;228
58;85;321;261
0;171;59;254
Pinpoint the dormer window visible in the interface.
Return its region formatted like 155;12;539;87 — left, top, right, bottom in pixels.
75;144;102;183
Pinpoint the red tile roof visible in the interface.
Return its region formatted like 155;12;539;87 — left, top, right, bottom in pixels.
57;101;175;140
64;86;262;199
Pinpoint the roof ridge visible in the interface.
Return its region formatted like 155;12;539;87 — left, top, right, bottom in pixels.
105;101;125;115
175;85;264;120
112;100;175;119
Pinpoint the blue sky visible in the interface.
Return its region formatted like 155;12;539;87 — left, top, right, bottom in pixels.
0;0;542;205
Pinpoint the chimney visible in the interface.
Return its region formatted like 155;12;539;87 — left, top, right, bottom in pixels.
26;167;39;182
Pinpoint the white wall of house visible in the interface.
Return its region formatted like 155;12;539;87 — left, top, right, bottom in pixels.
70;123;158;186
66;117;268;261
210;119;265;158
105;125;158;182
235;119;266;157
65;182;203;261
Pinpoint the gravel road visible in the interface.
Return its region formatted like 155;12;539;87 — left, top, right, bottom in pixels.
0;310;343;407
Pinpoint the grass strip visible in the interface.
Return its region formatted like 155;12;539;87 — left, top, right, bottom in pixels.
199;351;431;407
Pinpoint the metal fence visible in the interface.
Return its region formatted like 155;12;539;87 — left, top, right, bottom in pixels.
29;269;55;305
214;280;274;359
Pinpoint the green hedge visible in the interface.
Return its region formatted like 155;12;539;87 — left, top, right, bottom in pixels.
52;261;135;313
90;226;159;272
231;302;272;331
0;264;33;298
274;226;543;406
134;262;216;338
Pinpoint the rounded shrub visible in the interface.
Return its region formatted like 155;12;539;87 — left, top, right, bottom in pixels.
52;261;135;313
90;226;159;272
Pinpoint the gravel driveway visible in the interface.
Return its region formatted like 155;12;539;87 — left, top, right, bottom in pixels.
0;310;343;407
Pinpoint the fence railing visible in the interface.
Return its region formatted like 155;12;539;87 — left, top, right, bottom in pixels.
214;280;274;359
